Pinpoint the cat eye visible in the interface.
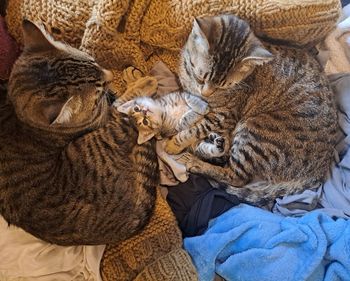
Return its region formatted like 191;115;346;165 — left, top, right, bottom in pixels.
134;105;141;112
142;118;149;126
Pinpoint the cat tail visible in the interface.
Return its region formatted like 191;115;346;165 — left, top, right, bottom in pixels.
225;179;312;208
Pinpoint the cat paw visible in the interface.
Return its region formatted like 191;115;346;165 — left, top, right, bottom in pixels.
122;66;144;85
178;153;201;173
208;133;225;152
165;138;186;155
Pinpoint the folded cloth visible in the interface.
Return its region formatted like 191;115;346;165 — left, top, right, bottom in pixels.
167;175;240;237
316;5;350;75
184;204;350;281
157;140;188;185
0;215;105;281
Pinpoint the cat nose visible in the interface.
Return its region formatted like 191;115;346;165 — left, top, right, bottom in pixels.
102;69;114;82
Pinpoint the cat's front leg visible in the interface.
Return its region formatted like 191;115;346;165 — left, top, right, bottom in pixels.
184;93;209;115
178;153;248;187
165;130;196;155
165;112;224;154
176;111;202;132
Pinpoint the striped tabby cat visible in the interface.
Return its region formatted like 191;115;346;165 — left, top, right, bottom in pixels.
117;92;226;161
166;15;338;206
0;20;158;245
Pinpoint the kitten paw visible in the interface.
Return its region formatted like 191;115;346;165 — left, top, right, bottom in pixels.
165;138;186;155
122;66;144;85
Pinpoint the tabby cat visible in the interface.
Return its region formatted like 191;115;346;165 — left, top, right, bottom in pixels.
165;15;338;206
0;20;158;245
117;92;226;161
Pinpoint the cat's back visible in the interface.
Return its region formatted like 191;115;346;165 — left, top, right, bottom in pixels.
237;46;338;183
245;46;336;119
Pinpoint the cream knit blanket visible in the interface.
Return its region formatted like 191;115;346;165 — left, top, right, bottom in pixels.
6;0;341;93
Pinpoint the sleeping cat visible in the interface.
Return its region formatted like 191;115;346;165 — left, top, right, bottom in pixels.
117;92;226;161
165;15;338;207
0;20;159;245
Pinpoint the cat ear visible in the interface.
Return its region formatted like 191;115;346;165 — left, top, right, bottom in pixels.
137;131;155;144
41;96;79;125
243;46;273;65
22;19;55;52
40;99;67;125
243;35;273;66
192;18;210;52
117;100;135;115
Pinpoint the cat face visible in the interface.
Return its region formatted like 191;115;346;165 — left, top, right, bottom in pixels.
179;15;273;97
8;20;113;130
117;97;163;144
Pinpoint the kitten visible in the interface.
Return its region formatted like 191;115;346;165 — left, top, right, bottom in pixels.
0;20;159;245
165;15;338;207
117;92;226;161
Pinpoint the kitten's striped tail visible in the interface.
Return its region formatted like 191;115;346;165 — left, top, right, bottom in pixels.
225;179;313;207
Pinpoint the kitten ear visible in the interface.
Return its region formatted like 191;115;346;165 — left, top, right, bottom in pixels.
117;100;135;115
137;130;155;144
22;19;55;52
192;18;210;52
243;35;273;65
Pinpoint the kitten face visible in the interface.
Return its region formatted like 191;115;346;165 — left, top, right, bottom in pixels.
8;20;113;129
179;15;273;97
117;97;163;144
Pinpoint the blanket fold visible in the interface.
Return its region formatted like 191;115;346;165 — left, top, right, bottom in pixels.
184;204;350;281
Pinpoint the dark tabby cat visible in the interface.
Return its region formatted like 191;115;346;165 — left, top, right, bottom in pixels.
165;15;338;206
0;20;158;245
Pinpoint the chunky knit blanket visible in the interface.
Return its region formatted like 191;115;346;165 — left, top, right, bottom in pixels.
6;0;341;94
4;1;341;280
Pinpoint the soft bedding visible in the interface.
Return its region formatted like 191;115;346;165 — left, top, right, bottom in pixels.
184;204;350;281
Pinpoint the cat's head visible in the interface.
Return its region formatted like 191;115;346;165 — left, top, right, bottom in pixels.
117;97;163;144
8;20;113;131
180;15;273;97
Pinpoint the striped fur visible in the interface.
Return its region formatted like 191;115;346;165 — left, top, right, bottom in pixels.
117;92;226;160
0;20;158;245
168;15;338;207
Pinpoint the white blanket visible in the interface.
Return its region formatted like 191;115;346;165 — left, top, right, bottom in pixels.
0;217;105;281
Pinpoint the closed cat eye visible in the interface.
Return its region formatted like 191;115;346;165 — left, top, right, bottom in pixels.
134;105;141;112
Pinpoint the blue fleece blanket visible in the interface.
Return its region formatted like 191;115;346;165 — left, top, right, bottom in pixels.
184;204;350;281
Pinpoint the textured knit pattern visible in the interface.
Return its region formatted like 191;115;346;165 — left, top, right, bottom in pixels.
5;0;341;94
101;189;198;281
3;1;341;280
